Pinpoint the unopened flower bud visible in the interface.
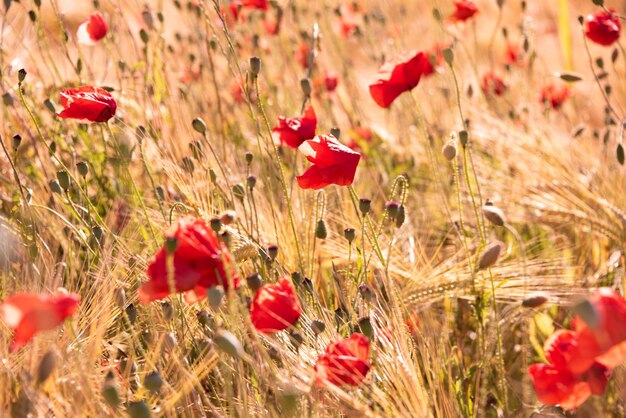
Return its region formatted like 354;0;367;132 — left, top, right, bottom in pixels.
315;219;327;239
246;175;257;189
330;127;341;139
344;228;356;243
246;273;263;293
478;241;504;270
267;244;279;260
220;210;237;225
192;118;207;134
207;285;225;311
359;198;371;215
310;319;326;335
18;69;27;83
482;205;505;227
56;170;70;191
250;56;261;76
161;301;174;321
210;217;222;233
385;201;400;219
214;329;244;358
245;152;253;164
76;161;89;178
164;237;179;254
300;78;312;96
357;316;374;339
11;134;21;151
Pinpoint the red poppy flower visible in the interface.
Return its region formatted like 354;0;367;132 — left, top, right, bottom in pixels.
139;216;239;304
57;86;117;123
220;2;241;28
539;84;571;110
369;51;431;108
529;329;611;410
250;276;301;334
296;41;312;69
313;71;339;93
448;0;478;23
0;292;80;351
423;44;446;77
314;333;371;387
241;0;268;11
77;12;108;45
296;134;361;189
272;105;317;149
570;288;626;372
481;71;507;96
584;10;621;46
263;14;280;35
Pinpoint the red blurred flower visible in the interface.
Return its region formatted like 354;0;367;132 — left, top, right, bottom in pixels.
220;1;241;28
481;71;507;96
241;0;268;11
77;12;108;45
230;81;246;104
339;15;358;38
584;10;621;46
344;127;373;151
0;292;80;351
448;0;478;23
314;333;371;387
296;41;312;69
250;276;301;334
423;44;446;77
139;216;239;304
296;134;361;189
369;51;431;108
313;71;339;93
570;288;626;373
263;14;280;35
529;329;611;410
57;86;117;123
539;84;571;110
272;105;317;149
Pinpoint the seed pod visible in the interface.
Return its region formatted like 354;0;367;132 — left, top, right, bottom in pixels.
245;152;253;164
102;380;121;408
18;68;27;83
267;245;279;260
359;198;371;215
56;170;70;191
161;301;174;321
357;317;374;339
442;139;457;161
442;48;454;66
291;271;303;285
220;210;237;225
36;349;58;384
458;130;469;147
246;175;257;190
209;168;217;183
315;219;327;239
11;134;21;151
250;56;261;76
289;331;304;350
246;273;263;293
128;401;152;418
214;329;244;358
482;205;505;227
164;237;179;254
192;118;207;134
477;241;504;270
358;284;374;302
76;161;89;178
210;217;222;233
125;303;137;324
143;371;163;394
181;156;194;174
300;78;312;96
522;292;549;308
344;228;356;243
232;183;245;200
207;286;225;311
330;127;341;139
385;201;400;219
310;319;326;335
395;205;406;228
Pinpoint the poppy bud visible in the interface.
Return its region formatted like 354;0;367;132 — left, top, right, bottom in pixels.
209;168;217;183
357;316;374;339
442;48;454;66
245;152;253;164
214;329;244;358
385;201;400;219
459;130;469;147
618;144;624;166
189;140;204;160
315;219;327;239
289;331;304;350
478;241;504;270
36;349;57;384
220;230;232;248
182;156;194;174
300;78;312;96
246;273;263;293
207;286;225;311
161;301;174;321
358;284;374;302
164;237;179;254
56;170;70;191
11;134;21;151
522;292;550;308
18;68;26;83
3;93;14;107
220;210;236;225
143;371;163;394
125;303;137;324
192;118;207;134
210;217;222;233
102;380;121;408
267;245;279;260
246;175;257;190
127;401;151;418
114;288;126;309
442;138;457;161
232;183;245;200
395;205;406;228
432;8;442;21
592;0;604;5
330;127;341;139
359;198;371;215
76;161;89;178
139;28;149;44
142;330;154;345
197;310;213;327
291;271;303;285
482;205;505;226
310;319;326;335
250;56;261;76
344;227;356;243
